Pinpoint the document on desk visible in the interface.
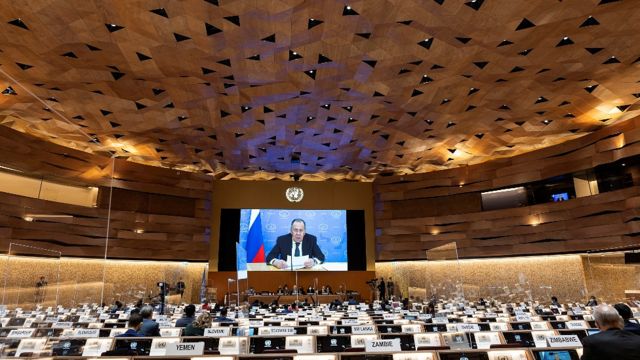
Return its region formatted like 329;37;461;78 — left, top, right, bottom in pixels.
285;255;309;270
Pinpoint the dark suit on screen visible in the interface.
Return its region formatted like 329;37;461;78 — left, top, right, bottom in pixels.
580;328;640;360
265;234;325;265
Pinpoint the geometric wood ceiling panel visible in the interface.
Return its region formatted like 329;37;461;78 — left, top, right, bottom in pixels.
1;0;640;180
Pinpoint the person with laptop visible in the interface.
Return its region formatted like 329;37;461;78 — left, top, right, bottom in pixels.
580;304;640;359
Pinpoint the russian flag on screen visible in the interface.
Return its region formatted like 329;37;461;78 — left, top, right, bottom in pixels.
246;209;265;263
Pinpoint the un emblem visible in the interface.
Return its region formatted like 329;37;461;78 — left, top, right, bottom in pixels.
285;187;304;202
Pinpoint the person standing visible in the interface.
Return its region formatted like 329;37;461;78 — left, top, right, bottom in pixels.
176;279;186;300
377;278;386;301
387;277;395;300
34;276;47;304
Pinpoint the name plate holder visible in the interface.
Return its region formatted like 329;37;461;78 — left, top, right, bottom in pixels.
413;333;442;347
365;338;401;352
7;329;35;338
352;325;376;334
546;335;582;347
285;335;315;354
73;328;100;338
258;326;296;335
82;338;113;357
456;323;481;333
204;327;231;337
351;334;378;348
165;342;204;356
149;337;181;356
218;336;248;355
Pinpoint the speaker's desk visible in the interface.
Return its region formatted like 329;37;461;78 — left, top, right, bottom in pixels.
246;262;347;271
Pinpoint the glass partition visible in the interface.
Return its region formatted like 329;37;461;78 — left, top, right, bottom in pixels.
425;242;464;304
583;251;640;304
1;243;61;309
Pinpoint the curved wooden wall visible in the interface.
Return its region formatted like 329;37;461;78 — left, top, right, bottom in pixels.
0;127;212;260
374;115;640;260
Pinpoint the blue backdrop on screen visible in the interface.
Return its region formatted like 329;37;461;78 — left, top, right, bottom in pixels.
237;209;347;269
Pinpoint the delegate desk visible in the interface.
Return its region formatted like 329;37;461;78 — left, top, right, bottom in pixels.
247;263;348;271
248;294;345;304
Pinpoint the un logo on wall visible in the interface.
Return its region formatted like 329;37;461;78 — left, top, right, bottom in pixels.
285;187;304;202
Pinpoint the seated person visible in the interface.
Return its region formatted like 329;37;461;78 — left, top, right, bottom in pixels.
184;312;212;336
550;296;561;307
265;219;325;269
214;307;234;322
110;300;123;313
291;285;304;295
587;296;598;307
307;285;315;294
347;296;358;305
581;304;640;360
116;313;143;337
614;303;640;335
176;304;196;328
138;305;160;337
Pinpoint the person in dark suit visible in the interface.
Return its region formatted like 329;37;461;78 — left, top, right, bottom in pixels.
138;305;160;337
614;303;640;335
116;313;143;337
581;304;640;360
377;278;386;301
266;218;325;269
175;304;196;328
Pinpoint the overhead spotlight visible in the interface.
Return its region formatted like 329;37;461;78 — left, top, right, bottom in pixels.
23;216;34;222
134;229;145;234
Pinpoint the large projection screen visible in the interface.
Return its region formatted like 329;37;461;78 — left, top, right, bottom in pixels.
238;209;348;271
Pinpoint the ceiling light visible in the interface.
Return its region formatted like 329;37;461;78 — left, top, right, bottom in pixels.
134;229;145;234
23;214;73;221
0;164;22;172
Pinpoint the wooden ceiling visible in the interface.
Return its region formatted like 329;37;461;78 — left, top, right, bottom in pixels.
1;0;639;181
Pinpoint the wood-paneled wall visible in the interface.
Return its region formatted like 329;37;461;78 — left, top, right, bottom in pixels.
375;115;640;260
0;126;212;260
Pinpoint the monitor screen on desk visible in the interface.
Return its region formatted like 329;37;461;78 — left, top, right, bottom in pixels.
502;331;535;347
377;325;402;333
238;209;348;271
439;352;489;360
316;335;350;352
114;338;152;356
532;350;580;360
425;324;448;332
250;336;287;353
51;339;86;356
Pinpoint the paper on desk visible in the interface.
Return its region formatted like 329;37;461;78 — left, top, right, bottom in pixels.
285;255;309;269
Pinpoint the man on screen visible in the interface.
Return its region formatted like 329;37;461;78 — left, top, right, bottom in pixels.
266;218;325;269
